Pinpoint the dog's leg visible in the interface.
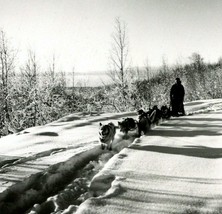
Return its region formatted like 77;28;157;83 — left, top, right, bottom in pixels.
106;142;112;151
122;130;129;139
109;140;113;151
101;143;105;150
137;124;142;137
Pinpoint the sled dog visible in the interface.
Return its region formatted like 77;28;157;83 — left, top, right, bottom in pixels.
148;105;162;125
161;105;171;119
137;109;156;136
118;117;138;135
99;122;116;150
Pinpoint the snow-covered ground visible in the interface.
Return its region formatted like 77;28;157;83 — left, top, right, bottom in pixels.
0;99;222;214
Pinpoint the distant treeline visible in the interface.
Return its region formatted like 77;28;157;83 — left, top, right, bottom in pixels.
1;29;222;137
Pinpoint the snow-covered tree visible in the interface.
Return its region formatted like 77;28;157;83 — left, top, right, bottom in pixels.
0;30;16;136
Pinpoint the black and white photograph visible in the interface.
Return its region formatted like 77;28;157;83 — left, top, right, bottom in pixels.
0;0;222;213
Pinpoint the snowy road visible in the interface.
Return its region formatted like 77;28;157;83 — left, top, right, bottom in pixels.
77;107;222;214
0;99;222;213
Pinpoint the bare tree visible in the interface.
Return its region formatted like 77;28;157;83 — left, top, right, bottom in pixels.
143;58;153;108
22;50;38;87
0;30;16;135
48;54;56;84
109;17;130;88
21;50;39;126
188;52;206;99
107;18;132;111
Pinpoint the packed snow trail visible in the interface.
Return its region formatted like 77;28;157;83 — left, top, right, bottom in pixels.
76;108;222;214
0;111;138;213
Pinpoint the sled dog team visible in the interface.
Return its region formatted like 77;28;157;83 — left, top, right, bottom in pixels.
99;105;172;150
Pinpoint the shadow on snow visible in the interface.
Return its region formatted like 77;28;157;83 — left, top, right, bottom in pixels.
129;145;222;159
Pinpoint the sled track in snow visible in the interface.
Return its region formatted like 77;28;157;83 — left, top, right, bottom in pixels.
0;145;103;214
0;148;67;169
0;133;138;214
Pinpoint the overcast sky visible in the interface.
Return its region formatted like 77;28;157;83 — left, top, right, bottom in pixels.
1;0;222;73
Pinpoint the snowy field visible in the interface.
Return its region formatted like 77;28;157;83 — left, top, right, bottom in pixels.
0;99;222;213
